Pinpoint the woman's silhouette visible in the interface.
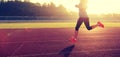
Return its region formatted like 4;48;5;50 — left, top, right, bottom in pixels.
70;0;104;43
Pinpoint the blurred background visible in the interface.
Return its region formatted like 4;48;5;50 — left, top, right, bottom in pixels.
0;0;120;28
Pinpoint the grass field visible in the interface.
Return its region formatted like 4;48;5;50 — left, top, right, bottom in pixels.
0;22;120;29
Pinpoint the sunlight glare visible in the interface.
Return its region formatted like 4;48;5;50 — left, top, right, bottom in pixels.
30;0;120;14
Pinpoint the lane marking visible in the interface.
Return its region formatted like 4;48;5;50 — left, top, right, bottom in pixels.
11;44;24;56
7;48;120;57
1;37;120;44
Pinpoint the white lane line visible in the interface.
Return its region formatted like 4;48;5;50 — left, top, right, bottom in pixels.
1;37;120;44
0;40;69;44
11;43;24;56
8;48;120;57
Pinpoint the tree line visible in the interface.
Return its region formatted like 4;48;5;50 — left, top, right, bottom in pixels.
0;1;70;16
0;1;120;21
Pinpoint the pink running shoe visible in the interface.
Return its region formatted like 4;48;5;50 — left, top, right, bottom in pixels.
97;21;104;28
70;36;77;43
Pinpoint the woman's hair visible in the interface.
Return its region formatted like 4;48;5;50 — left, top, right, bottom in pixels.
79;0;88;9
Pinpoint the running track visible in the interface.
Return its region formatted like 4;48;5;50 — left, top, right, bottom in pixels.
0;27;120;57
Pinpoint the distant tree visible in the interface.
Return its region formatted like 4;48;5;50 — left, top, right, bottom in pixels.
8;0;14;2
49;2;56;8
24;0;30;2
0;0;4;2
14;0;21;2
57;5;68;16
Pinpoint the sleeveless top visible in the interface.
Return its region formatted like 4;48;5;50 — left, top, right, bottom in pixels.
76;4;88;18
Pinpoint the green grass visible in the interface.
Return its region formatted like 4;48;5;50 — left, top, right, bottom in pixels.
0;22;120;29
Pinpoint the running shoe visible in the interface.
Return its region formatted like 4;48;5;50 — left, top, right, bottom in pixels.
97;21;104;28
69;36;77;43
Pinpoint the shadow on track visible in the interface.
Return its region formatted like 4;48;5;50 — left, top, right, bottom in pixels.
59;45;75;57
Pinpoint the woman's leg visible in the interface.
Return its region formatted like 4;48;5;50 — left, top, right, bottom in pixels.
74;18;83;38
84;18;98;30
70;18;83;43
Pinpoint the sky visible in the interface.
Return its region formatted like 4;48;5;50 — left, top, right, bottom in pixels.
30;0;120;14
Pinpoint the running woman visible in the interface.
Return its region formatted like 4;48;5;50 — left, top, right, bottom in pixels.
70;0;104;43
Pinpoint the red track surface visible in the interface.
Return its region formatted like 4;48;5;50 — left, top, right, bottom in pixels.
0;27;120;57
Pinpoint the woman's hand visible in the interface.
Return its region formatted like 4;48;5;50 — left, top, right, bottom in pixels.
75;5;79;8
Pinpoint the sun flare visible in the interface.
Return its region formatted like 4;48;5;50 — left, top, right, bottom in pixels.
30;0;120;14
